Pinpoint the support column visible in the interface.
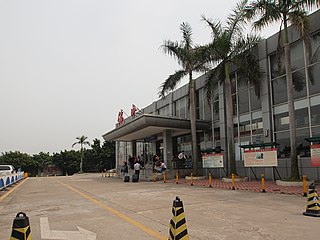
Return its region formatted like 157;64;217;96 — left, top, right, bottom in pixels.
131;140;137;157
163;129;173;167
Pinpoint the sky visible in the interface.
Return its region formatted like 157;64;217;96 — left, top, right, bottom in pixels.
0;0;279;155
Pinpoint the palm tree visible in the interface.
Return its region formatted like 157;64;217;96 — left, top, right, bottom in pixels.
72;135;90;173
159;22;209;176
202;0;261;175
245;0;320;179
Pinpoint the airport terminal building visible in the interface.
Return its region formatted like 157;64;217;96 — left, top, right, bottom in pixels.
103;10;320;180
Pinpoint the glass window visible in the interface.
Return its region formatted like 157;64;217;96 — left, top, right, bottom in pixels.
312;126;320;136
295;108;309;128
239;120;251;137
214;128;220;141
308;63;320;95
290;41;304;70
274;112;289;131
238;79;248;92
231;73;236;94
275;131;290;158
310;31;320;64
292;69;307;99
252;135;263;143
238;90;249;114
232;94;237;116
311;104;320;126
252;118;263;135
272;77;287;104
250;88;261;111
296;128;311;157
270;53;285;79
213;100;219;121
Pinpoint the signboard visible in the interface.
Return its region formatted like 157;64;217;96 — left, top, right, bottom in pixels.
244;148;278;167
311;144;320;167
202;153;224;168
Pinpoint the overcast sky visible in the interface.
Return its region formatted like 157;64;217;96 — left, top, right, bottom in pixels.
0;0;279;154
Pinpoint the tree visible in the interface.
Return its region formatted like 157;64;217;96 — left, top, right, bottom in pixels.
245;0;320;179
159;22;209;175
202;0;261;175
72;135;90;173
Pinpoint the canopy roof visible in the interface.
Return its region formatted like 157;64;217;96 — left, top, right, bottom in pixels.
102;114;210;142
239;142;279;149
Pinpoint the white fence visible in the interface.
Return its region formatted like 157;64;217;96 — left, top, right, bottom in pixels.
0;172;24;191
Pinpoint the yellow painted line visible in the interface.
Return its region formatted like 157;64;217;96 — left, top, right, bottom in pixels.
55;179;167;240
0;178;28;203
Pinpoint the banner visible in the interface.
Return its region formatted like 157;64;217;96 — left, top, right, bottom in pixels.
244;148;277;167
202;153;224;168
311;144;320;167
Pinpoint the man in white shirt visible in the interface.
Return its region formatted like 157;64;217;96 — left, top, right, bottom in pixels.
134;161;141;179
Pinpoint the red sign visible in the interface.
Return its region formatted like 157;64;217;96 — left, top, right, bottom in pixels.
117;110;124;125
311;144;320;167
131;104;137;117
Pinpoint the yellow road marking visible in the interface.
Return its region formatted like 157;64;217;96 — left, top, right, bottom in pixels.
0;178;28;203
55;179;167;240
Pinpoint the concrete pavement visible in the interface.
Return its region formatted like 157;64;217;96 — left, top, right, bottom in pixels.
0;173;319;240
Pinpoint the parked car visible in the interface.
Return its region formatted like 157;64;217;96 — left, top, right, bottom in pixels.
0;165;16;175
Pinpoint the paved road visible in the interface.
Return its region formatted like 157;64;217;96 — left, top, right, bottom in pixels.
0;174;319;240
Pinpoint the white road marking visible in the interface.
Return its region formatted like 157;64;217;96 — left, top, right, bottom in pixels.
40;217;96;240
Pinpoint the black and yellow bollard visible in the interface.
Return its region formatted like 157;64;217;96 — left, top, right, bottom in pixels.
176;172;179;184
303;183;320;217
164;172;166;183
231;174;235;190
303;175;307;197
261;174;266;193
209;173;212;188
168;196;189;240
190;173;193;186
10;212;32;240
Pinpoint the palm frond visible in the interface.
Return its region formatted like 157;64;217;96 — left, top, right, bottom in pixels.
226;0;249;43
246;0;281;31
201;16;222;40
231;34;261;58
234;50;263;97
204;63;225;101
158;70;188;98
180;22;193;50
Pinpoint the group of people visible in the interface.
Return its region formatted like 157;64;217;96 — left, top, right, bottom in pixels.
121;155;145;180
152;154;167;173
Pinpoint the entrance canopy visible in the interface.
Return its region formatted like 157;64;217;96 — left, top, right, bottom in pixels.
102;114;210;142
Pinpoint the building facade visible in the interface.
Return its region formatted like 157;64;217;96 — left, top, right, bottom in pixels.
103;10;320;180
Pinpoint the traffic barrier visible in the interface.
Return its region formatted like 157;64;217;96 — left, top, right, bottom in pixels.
303;175;307;197
0;172;24;191
10;212;32;240
261;174;266;193
175;172;179;184
303;183;320;217
168;197;189;240
209;174;212;188
231;174;235;190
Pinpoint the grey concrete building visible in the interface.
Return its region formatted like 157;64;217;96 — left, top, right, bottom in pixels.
103;10;320;180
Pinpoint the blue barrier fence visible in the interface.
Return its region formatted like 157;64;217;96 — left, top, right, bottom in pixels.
0;172;24;191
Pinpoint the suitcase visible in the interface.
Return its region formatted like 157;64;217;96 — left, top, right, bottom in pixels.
132;174;139;182
124;176;130;182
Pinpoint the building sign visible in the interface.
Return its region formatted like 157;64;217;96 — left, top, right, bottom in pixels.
244;148;278;167
202;153;224;168
311;144;320;167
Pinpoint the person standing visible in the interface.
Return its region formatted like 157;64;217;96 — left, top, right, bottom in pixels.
134;161;141;180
